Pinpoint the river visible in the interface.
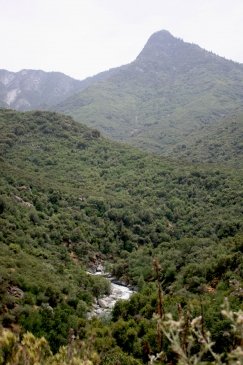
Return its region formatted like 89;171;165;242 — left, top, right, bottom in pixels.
87;266;134;318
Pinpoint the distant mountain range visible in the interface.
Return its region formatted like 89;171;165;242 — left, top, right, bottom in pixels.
0;69;82;110
0;68;116;111
1;30;243;159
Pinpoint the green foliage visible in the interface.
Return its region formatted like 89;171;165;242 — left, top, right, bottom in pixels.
0;109;242;361
173;114;243;166
0;328;99;364
152;298;243;364
1;299;242;365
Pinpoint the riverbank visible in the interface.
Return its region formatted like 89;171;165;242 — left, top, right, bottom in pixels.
87;265;134;318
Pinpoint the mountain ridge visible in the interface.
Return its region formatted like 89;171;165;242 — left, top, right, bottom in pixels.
1;30;243;159
54;30;243;155
136;30;243;68
0;69;83;110
0;67;120;111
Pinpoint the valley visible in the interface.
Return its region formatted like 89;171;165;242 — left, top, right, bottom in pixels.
0;108;242;363
0;29;243;364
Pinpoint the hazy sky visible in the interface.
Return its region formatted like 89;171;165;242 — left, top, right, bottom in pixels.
1;0;243;80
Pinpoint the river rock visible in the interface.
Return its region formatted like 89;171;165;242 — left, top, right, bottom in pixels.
97;299;107;308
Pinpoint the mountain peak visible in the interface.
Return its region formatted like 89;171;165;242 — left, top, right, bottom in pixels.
147;29;175;41
136;30;183;63
135;30;219;72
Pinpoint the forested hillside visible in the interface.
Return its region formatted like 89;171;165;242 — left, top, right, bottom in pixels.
55;30;243;156
0;109;242;364
172;112;243;166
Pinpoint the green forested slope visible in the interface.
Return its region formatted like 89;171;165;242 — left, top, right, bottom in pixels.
55;31;243;155
172;112;243;166
0;109;242;363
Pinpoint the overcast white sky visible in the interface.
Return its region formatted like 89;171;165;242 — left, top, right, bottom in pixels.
1;0;243;80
